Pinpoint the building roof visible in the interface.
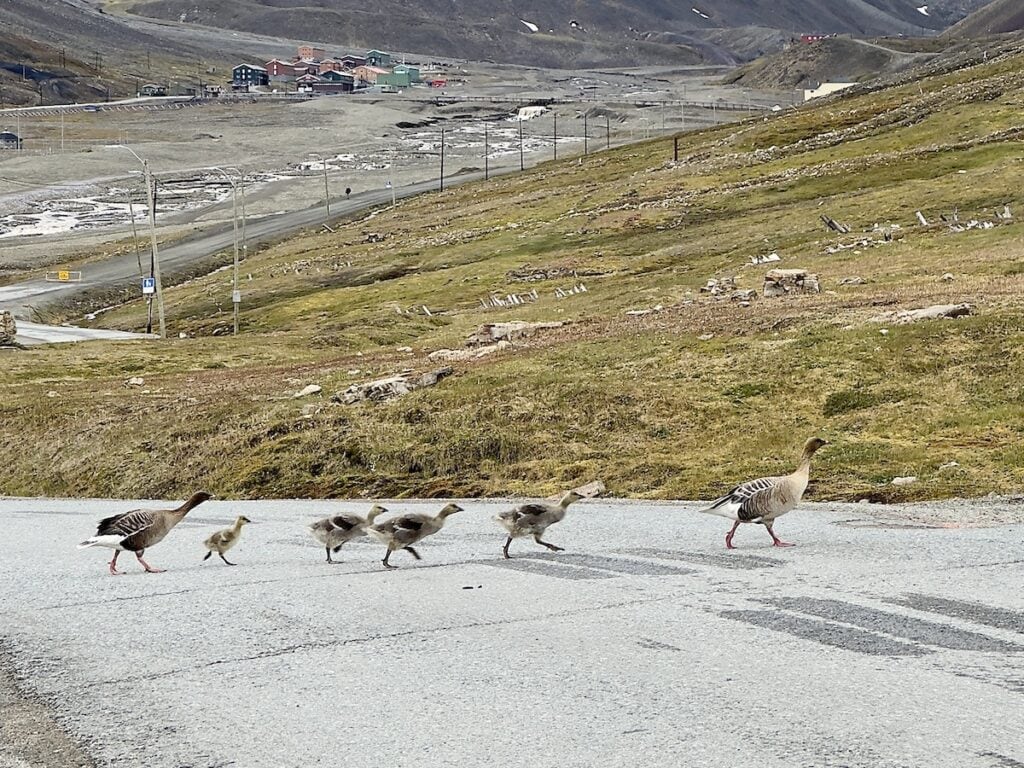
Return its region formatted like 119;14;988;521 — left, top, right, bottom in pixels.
358;66;389;74
234;64;268;71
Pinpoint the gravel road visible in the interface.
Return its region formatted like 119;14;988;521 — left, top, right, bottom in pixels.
1;497;1021;768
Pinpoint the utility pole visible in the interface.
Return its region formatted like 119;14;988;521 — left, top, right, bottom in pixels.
606;115;610;150
212;167;241;334
553;111;558;160
121;146;165;338
484;123;489;181
60;111;65;153
584;112;588;155
309;154;330;219
439;128;445;191
518;119;524;171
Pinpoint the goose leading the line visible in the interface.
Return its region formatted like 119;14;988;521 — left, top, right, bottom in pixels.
701;438;827;549
367;503;463;569
309;504;387;564
496;490;583;559
202;515;253;566
78;491;213;575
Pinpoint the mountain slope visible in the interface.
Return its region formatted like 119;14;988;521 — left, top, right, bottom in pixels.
945;0;1024;37
122;0;992;66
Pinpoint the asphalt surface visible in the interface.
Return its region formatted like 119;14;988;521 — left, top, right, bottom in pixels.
9;321;154;346
1;497;1022;768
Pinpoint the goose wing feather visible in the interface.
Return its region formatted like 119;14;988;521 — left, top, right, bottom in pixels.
96;509;159;541
702;475;782;521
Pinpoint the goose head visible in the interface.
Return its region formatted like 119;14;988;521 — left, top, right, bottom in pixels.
801;437;829;458
366;504;388;523
561;490;586;505
237;515;253;526
190;491;214;505
437;503;464;518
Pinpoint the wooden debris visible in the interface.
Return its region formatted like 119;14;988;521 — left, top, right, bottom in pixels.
838;276;868;286
364;232;386;243
507;265;578;282
749;253;781;265
763;269;821;297
481;289;538;309
554;282;587;298
428;341;511;362
820;215;851;234
916;211;929;226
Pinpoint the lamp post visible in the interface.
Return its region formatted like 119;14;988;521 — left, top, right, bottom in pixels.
309;153;330;219
119;146;165;339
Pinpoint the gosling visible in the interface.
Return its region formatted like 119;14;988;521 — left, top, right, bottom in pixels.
367;503;463;569
202;515;252;566
309;504;387;564
496;490;584;558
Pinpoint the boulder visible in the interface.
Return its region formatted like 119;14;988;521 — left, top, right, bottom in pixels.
871;304;972;325
763;269;821;297
293;384;323;399
336;367;454;404
465;321;564;347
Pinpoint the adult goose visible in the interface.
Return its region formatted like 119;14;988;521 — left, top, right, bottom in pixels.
495;490;584;559
367;503;462;569
309;504;387;564
202;515;253;566
78;491;213;575
701;438;827;549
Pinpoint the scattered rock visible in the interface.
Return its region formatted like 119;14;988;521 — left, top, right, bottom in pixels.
763;269;821;297
125;377;145;387
364;232;386;243
939;273;955;282
0;311;16;345
700;277;736;296
465;321;564;347
396;346;413;353
293;384;323;399
891;476;918;486
871;303;972;325
429;340;512;362
46;390;59;398
301;403;319;417
178;332;189;339
939;461;961;471
838;276;867;286
625;304;663;317
572;480;607;498
336;367;453;404
730;289;758;303
749;253;781;265
698;333;715;341
211;326;231;337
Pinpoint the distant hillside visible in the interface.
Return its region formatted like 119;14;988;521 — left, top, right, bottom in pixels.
945;0;1024;37
122;0;993;67
723;37;930;90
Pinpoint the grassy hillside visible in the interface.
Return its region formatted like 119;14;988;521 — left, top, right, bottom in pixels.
3;46;1024;502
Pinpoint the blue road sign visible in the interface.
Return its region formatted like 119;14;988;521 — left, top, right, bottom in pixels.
142;277;156;295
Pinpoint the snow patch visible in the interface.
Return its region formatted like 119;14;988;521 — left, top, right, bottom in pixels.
520;19;539;33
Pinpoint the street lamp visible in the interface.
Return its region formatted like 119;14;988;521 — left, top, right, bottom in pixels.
119;145;165;339
211;166;242;335
309;153;330;219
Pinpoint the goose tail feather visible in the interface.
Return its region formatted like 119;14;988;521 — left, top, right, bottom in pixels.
77;535;123;549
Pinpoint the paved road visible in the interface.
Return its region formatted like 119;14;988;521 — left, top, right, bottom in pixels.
10;321;155;346
0;176;448;321
1;498;1021;768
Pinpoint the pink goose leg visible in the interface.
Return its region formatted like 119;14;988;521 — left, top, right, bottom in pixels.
135;551;166;573
725;521;741;549
766;523;795;548
109;551;124;576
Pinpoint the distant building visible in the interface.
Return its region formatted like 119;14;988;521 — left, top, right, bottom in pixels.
365;49;392;67
377;63;420;88
297;45;326;62
138;83;167;97
353;65;389;86
319;59;344;74
296;73;322;91
804;82;855;101
339;54;367;70
800;34;835;43
203;84;224;98
232;64;269;89
0;131;22;150
312;75;355;95
266;59;305;81
320;70;353;84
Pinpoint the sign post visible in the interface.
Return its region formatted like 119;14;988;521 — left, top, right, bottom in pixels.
141;277;156;295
